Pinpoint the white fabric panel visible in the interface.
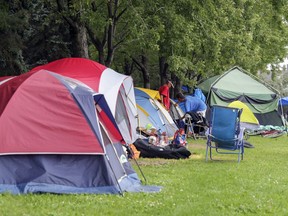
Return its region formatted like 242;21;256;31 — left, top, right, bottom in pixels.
99;68;124;115
99;68;138;144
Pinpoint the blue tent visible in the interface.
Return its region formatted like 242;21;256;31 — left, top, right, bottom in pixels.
134;88;178;138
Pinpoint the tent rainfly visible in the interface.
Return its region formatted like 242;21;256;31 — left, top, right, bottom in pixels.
198;66;284;126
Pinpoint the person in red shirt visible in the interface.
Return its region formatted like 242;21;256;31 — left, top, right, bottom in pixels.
159;80;174;110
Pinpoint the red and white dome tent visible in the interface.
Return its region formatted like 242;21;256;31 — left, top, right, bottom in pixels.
29;58;138;144
0;69;161;194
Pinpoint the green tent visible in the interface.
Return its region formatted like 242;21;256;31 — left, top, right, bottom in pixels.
198;66;283;126
197;75;219;96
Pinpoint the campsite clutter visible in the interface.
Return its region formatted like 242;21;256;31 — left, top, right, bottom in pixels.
197;66;283;126
172;128;187;147
143;123;169;147
134;87;179;138
1;58;287;194
133;138;191;159
174;91;209;139
134;122;191;159
132;87;193;159
197;66;287;138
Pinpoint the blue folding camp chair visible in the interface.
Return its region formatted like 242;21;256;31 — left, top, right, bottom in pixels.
205;105;244;163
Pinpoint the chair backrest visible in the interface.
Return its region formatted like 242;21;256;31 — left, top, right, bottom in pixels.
210;106;242;149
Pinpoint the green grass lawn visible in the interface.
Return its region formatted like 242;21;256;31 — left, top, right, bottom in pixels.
1;135;288;216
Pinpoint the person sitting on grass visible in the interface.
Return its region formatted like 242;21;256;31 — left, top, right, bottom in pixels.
172;128;187;147
147;126;159;146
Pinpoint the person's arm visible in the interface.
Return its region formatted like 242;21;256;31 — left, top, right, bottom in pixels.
160;94;164;104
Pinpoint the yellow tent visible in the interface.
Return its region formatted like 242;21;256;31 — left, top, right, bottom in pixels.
136;87;161;100
228;101;259;125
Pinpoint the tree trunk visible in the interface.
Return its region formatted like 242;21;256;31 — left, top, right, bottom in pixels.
56;0;89;58
123;58;134;76
104;24;115;67
69;23;89;58
159;56;169;85
133;55;150;88
87;0;128;67
172;74;181;98
85;25;105;64
105;0;115;67
142;55;150;88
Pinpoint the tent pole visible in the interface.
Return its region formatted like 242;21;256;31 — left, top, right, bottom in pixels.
278;99;288;135
133;157;147;184
281;100;288;135
133;112;147;182
126;144;147;184
104;154;124;196
137;114;142;136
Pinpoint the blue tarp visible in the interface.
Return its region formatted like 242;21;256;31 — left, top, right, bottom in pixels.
280;97;288;106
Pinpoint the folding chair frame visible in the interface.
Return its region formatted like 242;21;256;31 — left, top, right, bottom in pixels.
205;106;244;163
184;113;207;140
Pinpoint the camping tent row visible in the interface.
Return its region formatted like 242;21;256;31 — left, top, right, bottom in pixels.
197;66;284;127
0;58;160;194
134;87;180;138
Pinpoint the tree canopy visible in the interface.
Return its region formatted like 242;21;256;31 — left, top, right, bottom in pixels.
0;0;288;93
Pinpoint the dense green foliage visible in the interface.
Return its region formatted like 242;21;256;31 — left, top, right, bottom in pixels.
0;135;288;215
0;0;288;90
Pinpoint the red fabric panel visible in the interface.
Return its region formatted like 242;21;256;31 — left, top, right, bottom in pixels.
0;76;13;81
97;108;124;144
0;71;104;154
29;58;106;92
0;72;36;116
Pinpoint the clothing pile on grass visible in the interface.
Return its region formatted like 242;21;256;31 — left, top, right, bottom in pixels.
246;125;287;138
133;124;191;159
